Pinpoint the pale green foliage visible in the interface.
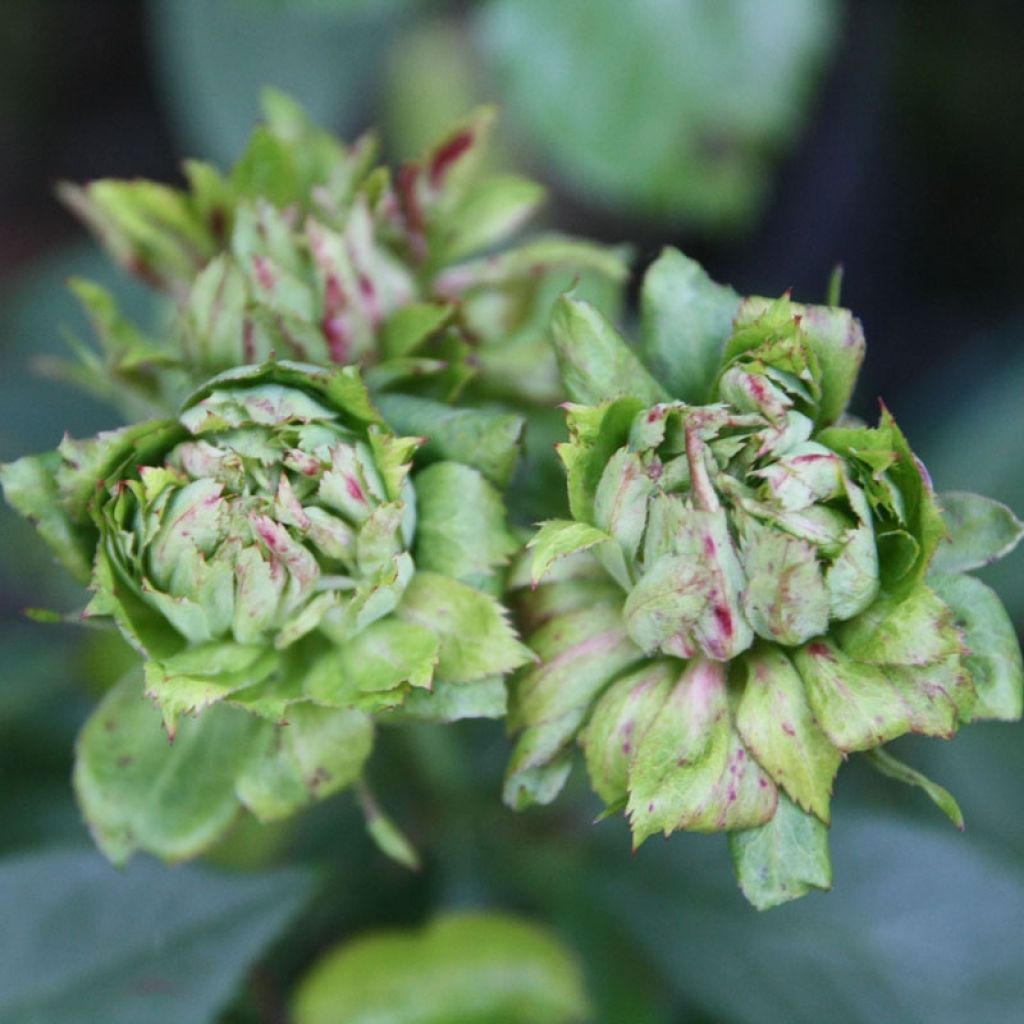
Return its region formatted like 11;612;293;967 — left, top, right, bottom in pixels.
293;913;590;1024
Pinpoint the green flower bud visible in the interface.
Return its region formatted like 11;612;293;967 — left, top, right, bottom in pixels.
506;250;1024;908
59;94;628;413
2;361;532;863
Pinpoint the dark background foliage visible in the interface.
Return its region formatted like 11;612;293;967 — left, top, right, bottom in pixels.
1;2;1022;1022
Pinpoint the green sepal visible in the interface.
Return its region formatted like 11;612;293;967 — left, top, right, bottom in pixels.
930;491;1024;574
397;571;534;683
182;360;382;432
864;747;964;830
57;178;215;294
735;645;840;823
399;676;508;723
144;644;280;736
551;295;668;407
236;705;373;823
820;406;945;595
527;519;612;586
380;302;454;359
730;295;865;426
930;573;1024;721
305;618;439;710
729;793;832;910
580;660;676;807
435;173;546;264
505;604;644;807
640;247;739;404
627;659;777;844
793;638;959;752
358;787;421;871
558;397;646;524
74;676;257;866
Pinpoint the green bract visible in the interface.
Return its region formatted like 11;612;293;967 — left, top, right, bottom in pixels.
60;91;628;413
2;361;532;862
506;249;1024;908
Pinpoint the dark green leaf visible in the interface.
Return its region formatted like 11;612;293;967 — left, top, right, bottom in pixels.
0;847;312;1024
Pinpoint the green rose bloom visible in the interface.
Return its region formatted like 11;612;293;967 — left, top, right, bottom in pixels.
60;92;628;414
2;360;532;863
505;250;1024;908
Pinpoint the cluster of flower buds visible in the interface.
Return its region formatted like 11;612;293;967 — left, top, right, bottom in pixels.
3;103;1021;907
2;360;532;862
505;250;1023;907
60;90;627;415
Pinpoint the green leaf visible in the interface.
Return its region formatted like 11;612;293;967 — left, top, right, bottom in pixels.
375;394;524;489
0;848;312;1024
380;301;453;359
930;573;1023;721
551;295;668;406
0;451;95;584
236;704;373;822
605;813;1024;1023
931;491;1024;574
729;793;832;910
735;646;840;823
864;747;964;830
397;571;534;683
793;638;958;752
527;519;612;585
835;584;963;668
476;0;838;227
580;660;676;807
437;174;546;263
293;912;590;1024
73;676;258;865
414;462;518;586
399;675;507;723
306;618;439;708
640;247;740;403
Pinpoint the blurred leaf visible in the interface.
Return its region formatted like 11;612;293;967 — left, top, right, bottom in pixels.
863;748;964;829
475;0;838;227
146;0;417;165
74;676;257;865
293;912;590;1024
930;573;1023;721
598;813;1024;1024
384;16;492;162
0;846;312;1024
640;247;740;404
931;491;1024;574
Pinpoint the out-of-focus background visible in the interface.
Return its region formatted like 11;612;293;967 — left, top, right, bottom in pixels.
1;3;1023;1023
